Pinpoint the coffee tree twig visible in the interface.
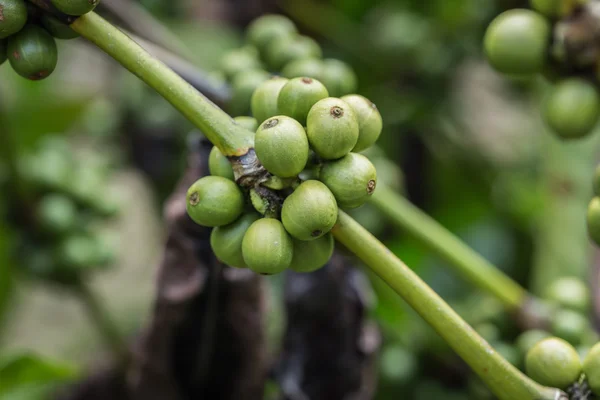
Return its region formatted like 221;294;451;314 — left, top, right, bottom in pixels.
70;11;565;400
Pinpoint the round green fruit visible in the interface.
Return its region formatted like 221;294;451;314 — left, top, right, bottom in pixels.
8;25;58;80
516;330;552;357
251;76;288;124
483;9;551;75
230;69;270;117
306;97;359;160
550;309;589;346
37;194;78;234
525;337;582;389
277;77;329;126
587;197;600;245
583;342;600;395
242;218;293;274
543;78;600;139
51;0;99;15
186;176;244;227
341;94;382;152
255;116;309;178
320;153;377;209
220;47;262;80
247;14;297;56
289;233;334;272
545;277;589;313
281;180;338;241
0;40;7;65
208;146;235;181
266;34;322;71
211;213;261;268
57;235;100;270
0;0;27;39
281;58;323;80
234;116;258;132
320;59;357;97
41;14;79;40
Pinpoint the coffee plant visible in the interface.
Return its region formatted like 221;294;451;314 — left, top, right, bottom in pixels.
4;1;600;399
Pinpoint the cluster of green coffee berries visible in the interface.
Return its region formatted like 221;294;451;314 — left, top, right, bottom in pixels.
219;14;357;117
587;165;600;247
0;0;98;80
14;136;118;282
484;0;600;140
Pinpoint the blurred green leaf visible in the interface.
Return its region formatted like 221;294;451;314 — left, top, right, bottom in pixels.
0;352;80;399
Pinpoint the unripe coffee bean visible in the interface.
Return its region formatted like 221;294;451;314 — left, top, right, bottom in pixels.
41;14;79;40
247;14;297;56
255;116;309;178
186;176;244;227
242;218;293;274
0;0;27;39
545;277;590;313
484;9;551;75
306;97;359;159
281;58;323;80
281;180;338;240
341;94;383;152
8;25;58;81
320;59;357;97
587;197;600;245
251;76;288;124
525;337;581;389
550;309;589;346
265;35;322;71
221;47;262;80
37;194;78;234
289;233;334;272
583;342;600;395
211;213;261;268
278;77;329;126
208;146;235;181
230;69;270;116
51;0;99;15
320;153;377;209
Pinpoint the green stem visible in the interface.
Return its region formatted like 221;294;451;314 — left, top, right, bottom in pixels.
72;280;127;363
332;211;564;400
370;186;527;310
73;13;563;398
70;12;253;157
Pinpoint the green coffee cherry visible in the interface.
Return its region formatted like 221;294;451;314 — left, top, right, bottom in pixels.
8;25;58;80
306;97;359;160
255;116;309;178
277;77;329;126
247;14;297;56
266;35;322;71
530;0;576;18
230;69;270;117
289;233;334;273
341;94;382;152
208;146;235;181
281;58;323;80
526;337;582;388
550;309;589;346
37;194;78;234
211;213;260;268
587;197;600;245
0;40;7;66
483;9;551;75
281;180;338;240
320;59;358;97
41;14;79;40
320;153;376;209
516;330;552;357
545;277;590;313
583;342;600;394
234;116;258;132
250;76;288;124
242;218;293;274
220;47;262;80
594;164;600;196
543;78;600;139
57;235;101;270
0;0;27;39
51;0;99;16
186;176;244;227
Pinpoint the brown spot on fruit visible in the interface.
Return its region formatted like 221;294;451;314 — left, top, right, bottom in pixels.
12;51;19;60
263;118;279;129
367;179;376;194
311;229;322;237
29;70;50;81
189;192;200;206
330;106;344;118
301;77;313;84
